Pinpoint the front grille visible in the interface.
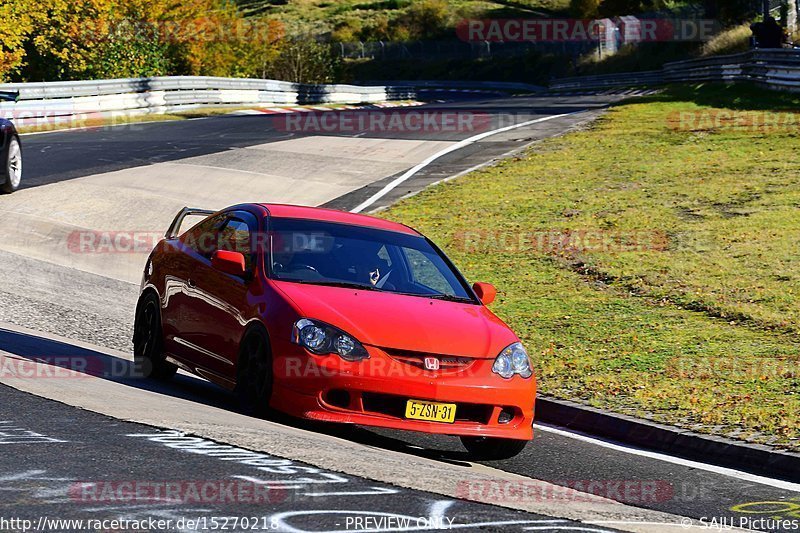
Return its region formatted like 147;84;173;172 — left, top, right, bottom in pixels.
383;348;475;373
362;392;493;424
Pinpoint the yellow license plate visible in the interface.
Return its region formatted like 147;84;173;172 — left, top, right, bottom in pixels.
405;400;457;423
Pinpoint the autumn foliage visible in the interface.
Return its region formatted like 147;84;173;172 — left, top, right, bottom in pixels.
0;0;285;81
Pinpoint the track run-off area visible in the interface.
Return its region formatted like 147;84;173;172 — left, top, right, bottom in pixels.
0;91;798;533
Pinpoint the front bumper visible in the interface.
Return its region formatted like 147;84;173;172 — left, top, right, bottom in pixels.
269;343;536;440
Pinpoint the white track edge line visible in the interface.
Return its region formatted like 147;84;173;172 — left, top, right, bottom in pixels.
349;111;584;213
533;423;800;492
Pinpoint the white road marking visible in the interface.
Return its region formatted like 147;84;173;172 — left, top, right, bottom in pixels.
0;470;53;482
583;522;691;528
369;117;589;214
429;500;454;522
302;487;400;497
519;524;610;531
0;421;66;444
534;423;800;492
349;111;584;213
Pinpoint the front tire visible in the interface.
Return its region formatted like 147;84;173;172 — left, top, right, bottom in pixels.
236;328;273;418
0;136;22;194
461;436;528;460
133;292;177;380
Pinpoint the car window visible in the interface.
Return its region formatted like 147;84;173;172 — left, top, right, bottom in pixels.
402;247;455;296
268;218;474;301
181;214;226;259
218;218;253;271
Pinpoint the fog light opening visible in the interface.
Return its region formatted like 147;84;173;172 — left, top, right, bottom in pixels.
325;389;351;409
498;408;515;424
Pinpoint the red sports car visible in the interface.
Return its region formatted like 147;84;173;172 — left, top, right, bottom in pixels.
134;203;536;459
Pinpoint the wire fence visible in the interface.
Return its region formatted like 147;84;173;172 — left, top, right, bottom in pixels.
335;40;600;61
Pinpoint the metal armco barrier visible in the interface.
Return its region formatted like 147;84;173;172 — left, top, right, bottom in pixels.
550;49;800;91
0;76;419;125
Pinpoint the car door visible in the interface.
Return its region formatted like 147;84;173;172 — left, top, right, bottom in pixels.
181;211;258;381
160;213;227;363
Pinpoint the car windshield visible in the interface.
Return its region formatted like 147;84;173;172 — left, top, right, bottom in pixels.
268;217;474;302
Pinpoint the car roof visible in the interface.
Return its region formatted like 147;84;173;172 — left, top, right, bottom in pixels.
257;203;420;236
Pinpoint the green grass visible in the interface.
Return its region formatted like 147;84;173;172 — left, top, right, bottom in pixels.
380;83;800;450
700;23;752;56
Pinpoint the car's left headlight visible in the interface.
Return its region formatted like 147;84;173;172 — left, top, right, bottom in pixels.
492;342;532;379
291;318;369;362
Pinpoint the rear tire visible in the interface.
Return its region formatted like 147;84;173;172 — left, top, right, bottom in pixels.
133;292;177;380
460;436;528;460
236;327;273;418
0;136;22;194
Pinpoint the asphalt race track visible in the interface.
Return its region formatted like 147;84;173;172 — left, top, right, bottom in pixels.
0;383;616;533
1;91;799;532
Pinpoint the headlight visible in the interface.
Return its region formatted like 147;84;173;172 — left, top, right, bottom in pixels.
492;342;532;379
291;318;369;361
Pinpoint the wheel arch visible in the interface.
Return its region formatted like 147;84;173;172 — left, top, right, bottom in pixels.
236;319;272;372
133;287;161;342
136;286;161;314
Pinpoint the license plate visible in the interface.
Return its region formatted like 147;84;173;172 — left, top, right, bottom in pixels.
405;399;456;423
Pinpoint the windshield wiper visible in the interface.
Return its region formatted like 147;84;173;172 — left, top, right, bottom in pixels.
420;293;474;303
296;280;380;291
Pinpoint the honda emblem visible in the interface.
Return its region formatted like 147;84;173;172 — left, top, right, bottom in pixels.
424;357;440;371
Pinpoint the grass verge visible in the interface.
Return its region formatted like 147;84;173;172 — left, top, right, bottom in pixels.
381;83;800;450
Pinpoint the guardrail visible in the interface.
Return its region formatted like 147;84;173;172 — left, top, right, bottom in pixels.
360;80;545;92
0;76;419;126
547;70;664;90
549;48;800;92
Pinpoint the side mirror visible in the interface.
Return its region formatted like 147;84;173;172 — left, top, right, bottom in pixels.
212;250;247;278
472;282;496;305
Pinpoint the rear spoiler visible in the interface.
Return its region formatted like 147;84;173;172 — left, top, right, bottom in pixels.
0;91;20;103
165;207;216;239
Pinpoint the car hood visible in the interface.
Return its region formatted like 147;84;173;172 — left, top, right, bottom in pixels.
273;281;518;359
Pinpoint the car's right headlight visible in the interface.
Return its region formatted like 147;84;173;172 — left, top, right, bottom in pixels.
291;318;369;362
492;342;532;379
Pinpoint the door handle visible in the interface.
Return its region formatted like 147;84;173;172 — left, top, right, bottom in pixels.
187;279;196;288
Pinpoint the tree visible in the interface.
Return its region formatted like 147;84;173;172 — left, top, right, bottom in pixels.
7;0;285;81
598;0;669;17
402;0;450;40
571;0;600;18
0;0;36;80
266;38;339;84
